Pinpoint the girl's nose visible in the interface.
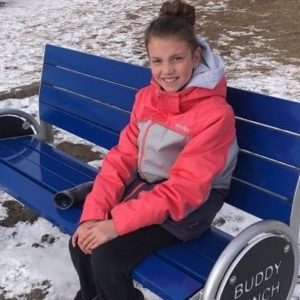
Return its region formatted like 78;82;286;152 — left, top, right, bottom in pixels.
162;62;175;75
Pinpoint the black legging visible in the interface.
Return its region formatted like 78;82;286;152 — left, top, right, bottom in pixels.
69;225;179;300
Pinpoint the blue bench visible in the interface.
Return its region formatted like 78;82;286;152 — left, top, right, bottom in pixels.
1;44;300;300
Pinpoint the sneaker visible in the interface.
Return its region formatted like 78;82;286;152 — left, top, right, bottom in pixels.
134;288;144;300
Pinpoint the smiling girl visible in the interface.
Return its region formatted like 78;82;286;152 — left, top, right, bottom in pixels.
147;36;200;92
69;1;238;299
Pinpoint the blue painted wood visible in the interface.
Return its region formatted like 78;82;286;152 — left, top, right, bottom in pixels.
0;145;95;196
42;64;137;112
40;104;120;149
226;179;291;223
185;228;232;262
149;228;231;294
0;143;74;192
44;46;300;132
44;44;151;90
236;119;300;167
157;244;214;281
0;138;96;185
0;158;80;234
234;151;299;199
228;87;300;133
151;229;231;294
40;84;130;133
0;135;99;234
133;255;202;300
18;137;97;179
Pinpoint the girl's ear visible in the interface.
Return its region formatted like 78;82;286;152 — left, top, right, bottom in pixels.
192;47;201;68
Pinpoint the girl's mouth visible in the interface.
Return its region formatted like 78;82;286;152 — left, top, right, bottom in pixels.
162;77;179;83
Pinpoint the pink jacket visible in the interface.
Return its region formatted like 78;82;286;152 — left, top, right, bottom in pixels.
80;77;238;236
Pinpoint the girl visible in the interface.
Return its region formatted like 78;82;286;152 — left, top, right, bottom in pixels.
69;1;238;299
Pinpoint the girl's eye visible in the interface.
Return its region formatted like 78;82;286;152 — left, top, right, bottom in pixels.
173;56;183;62
151;59;161;64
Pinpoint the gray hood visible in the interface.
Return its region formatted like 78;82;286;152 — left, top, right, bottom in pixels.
186;36;225;90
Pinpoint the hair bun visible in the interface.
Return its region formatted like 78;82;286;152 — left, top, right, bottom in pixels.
159;0;196;28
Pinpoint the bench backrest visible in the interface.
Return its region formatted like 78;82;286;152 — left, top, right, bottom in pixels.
40;44;300;236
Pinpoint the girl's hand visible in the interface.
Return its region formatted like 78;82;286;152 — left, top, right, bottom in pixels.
81;220;118;251
71;220;98;254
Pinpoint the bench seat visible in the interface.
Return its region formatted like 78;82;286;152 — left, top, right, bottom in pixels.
0;134;233;300
134;227;232;299
0;135;96;233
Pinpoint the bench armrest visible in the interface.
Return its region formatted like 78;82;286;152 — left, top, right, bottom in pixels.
0;108;53;142
201;220;299;300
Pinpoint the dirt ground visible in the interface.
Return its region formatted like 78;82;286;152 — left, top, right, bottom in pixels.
197;0;299;65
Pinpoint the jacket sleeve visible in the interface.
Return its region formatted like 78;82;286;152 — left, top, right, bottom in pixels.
80;101;140;222
111;105;236;236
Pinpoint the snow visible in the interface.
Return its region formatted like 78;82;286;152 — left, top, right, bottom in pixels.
0;0;299;299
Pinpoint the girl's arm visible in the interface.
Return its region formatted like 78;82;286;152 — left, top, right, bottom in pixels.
79;105;139;223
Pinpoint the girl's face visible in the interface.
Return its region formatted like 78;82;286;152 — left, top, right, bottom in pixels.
147;36;200;92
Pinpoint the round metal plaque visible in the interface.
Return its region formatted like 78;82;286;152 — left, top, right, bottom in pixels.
217;234;295;300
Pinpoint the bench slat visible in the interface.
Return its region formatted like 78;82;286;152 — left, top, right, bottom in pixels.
233;151;299;199
0;143;75;192
133;255;202;300
18;137;97;179
44;44;151;90
0;158;79;234
236;119;300;167
40;104;119;149
228;87;300;133
185;228;232;262
40;84;130;134
0;144;92;193
157;245;214;282
0;138;96;187
42;64;137;112
227;179;291;223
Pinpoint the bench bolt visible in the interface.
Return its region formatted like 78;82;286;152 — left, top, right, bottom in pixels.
230;275;237;285
284;244;290;253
